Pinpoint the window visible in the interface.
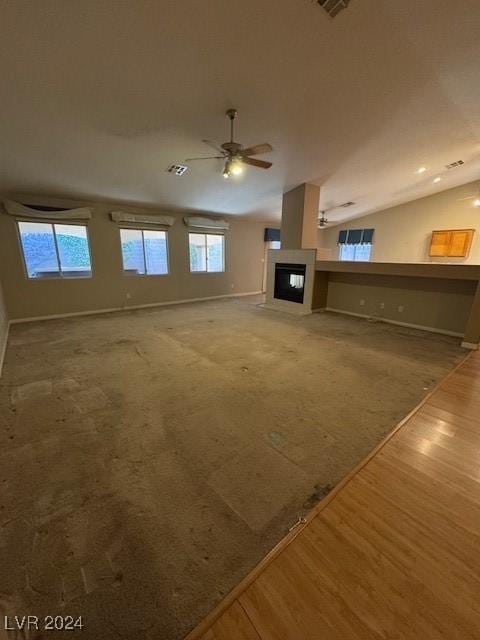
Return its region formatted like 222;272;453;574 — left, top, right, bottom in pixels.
120;228;168;275
339;243;372;261
338;228;373;262
189;233;225;273
289;274;304;289
18;221;92;278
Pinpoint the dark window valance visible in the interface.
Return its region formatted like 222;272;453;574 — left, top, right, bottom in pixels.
338;228;375;244
362;228;374;243
264;227;281;242
347;229;362;244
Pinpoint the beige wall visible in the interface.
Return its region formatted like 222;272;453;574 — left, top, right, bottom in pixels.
326;272;476;336
0;277;8;374
0;197;267;320
318;181;480;263
281;183;320;250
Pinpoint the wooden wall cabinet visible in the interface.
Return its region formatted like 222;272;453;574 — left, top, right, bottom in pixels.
429;229;475;258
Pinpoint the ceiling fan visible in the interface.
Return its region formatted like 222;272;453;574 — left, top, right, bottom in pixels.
318;210;329;227
186;109;273;178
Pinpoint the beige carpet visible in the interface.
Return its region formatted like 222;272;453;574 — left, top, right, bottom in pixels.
0;297;464;639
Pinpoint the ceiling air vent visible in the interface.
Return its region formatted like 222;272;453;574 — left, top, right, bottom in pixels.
340;201;355;208
167;164;188;176
316;0;352;18
445;160;464;170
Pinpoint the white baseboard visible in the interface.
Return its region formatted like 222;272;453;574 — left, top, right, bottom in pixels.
325;307;465;339
10;291;264;325
461;341;479;351
0;320;10;378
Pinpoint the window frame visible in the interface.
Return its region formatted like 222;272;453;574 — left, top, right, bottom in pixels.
338;242;372;262
119;226;170;277
17;219;93;280
188;232;225;274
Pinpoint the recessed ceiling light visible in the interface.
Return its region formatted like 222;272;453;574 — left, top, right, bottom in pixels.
474;198;480;208
416;166;427;174
433;177;441;183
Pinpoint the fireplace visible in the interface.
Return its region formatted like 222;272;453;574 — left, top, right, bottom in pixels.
265;249;317;315
274;262;306;304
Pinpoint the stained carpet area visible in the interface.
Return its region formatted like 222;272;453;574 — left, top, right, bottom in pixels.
0;297;464;639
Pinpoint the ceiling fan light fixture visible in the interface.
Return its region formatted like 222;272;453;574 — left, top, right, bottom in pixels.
318;211;329;227
230;160;243;176
189;109;273;179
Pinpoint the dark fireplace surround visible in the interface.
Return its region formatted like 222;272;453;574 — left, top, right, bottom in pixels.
274;262;306;304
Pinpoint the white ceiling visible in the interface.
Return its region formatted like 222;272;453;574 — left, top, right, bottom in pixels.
1;0;480;223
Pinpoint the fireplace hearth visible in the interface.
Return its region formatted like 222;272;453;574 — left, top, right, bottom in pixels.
274;262;306;304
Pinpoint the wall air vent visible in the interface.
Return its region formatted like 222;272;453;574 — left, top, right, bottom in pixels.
316;0;352;18
167;164;188;176
445;160;464;170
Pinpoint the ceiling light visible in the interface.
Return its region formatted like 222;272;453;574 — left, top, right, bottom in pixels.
416;166;427;174
222;158;243;178
433;177;441;183
230;161;243;176
474;198;480;208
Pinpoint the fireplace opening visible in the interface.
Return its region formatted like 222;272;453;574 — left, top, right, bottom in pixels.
274;263;306;304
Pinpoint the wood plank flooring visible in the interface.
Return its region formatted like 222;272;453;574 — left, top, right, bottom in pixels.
186;351;480;640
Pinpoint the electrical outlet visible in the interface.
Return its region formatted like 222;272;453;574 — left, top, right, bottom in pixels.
398;305;404;313
359;299;365;306
126;292;131;299
379;302;385;309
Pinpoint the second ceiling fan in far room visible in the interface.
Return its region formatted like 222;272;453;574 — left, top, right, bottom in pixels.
186;109;273;179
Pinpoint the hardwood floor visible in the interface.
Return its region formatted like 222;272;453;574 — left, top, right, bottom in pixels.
186;352;480;640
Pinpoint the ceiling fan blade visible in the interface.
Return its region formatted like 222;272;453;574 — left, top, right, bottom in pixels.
202;139;226;154
240;143;273;156
185;155;225;161
242;157;273;169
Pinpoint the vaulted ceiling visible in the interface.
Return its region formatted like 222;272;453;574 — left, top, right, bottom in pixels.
1;0;479;223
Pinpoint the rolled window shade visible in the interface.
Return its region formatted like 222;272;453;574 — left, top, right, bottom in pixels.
183;216;229;231
264;227;280;242
3;199;92;220
362;228;374;244
338;229;348;244
110;211;175;226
